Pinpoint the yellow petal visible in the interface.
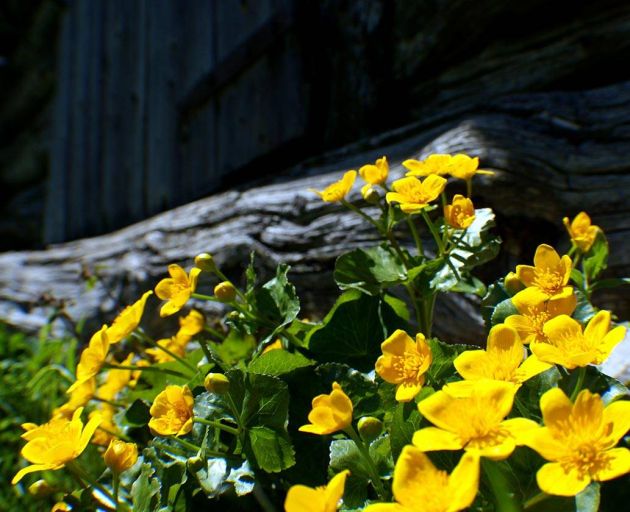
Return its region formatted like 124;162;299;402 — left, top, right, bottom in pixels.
78;412;102;455
591;447;630;482
486;324;524;369
515;265;536;288
155;278;175;300
520;427;568;461
446;452;480;512
11;463;57;485
542;314;582;346
534;244;561;270
453;350;489;380
168;264;188;284
470;437;516;460
501;418;540;444
597;325;626;363
602;400;630;445
515;355;552;383
540;388;573;431
412;427;464;452
381;330;415;357
536;462;590;496
584;310;611;341
324;470;350;510
160;300;183;317
189;267;202;292
363;505;403;512
395;381;422;402
422;175;447;199
511;287;546;313
572;390;604;433
385;192;408;205
392;446;436;506
284;485;327;512
376;355;400;384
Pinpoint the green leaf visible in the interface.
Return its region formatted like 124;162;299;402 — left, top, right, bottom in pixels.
570;268;585;291
124;399;151;427
576;482;600;512
131;463;161;512
590;277;630;292
329;439;367;478
491;298;519;326
248;349;313;377
572;289;596;324
383;294;410;322
193;457;228;497
427;338;474;384
253;263;300;326
389;396;426;460
307;291;400;371
246;425;295;472
481;281;510;330
245;251;257;294
210;330;256;366
583;232;608;282
449;275;487;296
334;245;407;296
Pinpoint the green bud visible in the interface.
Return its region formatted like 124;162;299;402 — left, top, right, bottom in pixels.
361;185;380;204
504;271;524;296
194;253;217;273
214;281;237;302
28;479;54;497
187;456;205;472
204;373;230;394
357;416;383;442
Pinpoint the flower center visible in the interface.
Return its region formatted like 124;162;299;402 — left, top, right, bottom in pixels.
393;350;425;382
534;268;564;295
563;444;612;479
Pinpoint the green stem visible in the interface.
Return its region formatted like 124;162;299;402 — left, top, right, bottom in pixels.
420;293;436;338
191;292;223;303
344;426;388;501
524;492;551;509
92;396;125;408
569;366;587;402
67;461;116;504
197;337;215;367
204;325;226;341
420;210;445;256
466;178;473;198
113;472;120;512
407;217;424;257
481;459;521;512
194;417;239;436
342;200;382;232
405;284;424;332
169;436;202;453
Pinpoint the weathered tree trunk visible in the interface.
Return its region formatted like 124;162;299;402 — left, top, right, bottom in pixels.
2;80;630;344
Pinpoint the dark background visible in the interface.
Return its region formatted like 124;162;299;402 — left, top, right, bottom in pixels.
3;0;630;249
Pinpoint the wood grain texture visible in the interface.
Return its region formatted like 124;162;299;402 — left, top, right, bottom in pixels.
3;81;630;344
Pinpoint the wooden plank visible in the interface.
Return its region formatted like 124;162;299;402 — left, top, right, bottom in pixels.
44;5;74;243
145;0;181;214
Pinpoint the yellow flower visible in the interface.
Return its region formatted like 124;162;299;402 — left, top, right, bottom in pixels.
563;212;600;252
443;194;475;229
403;154;452;176
310;170;357;203
149;385;194;437
67;326;109;393
284;469;350;512
375;329;432;402
364;446;479;512
453;324;552;385
359;156;388;186
299;382;353;435
106;290;152;343
263;339;284;354
146;332;191;363
386;175;447;214
98;353;135;401
178;309;205;336
445;154;494;181
155;264;202;317
514;244;573;300
532;310;626;369
413;380;537;460
521;388;630;496
504;287;576;344
104;439;138;473
53;377;96;419
12;407;101;484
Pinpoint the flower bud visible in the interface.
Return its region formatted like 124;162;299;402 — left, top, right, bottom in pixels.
28;479;54;497
51;503;71;512
504;271;525;295
194;253;217;273
187;455;205;472
214;281;237;302
103;439;138;474
361;184;380;204
204;373;230;394
357;416;383;442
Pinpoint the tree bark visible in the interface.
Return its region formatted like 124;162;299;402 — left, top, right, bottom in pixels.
1;80;629;344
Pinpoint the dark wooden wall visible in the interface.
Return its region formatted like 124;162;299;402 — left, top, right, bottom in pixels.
45;0;306;243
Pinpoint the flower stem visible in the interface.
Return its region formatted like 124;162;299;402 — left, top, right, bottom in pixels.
569;366;587;402
407;217;424;257
524;491;551;509
481;459;522;512
169;436;202;453
103;363;189;380
191;292;222;303
193;417;239;436
344;426;388;501
67;461;116;504
113;472;121;512
135;331;197;374
420;210;445;256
